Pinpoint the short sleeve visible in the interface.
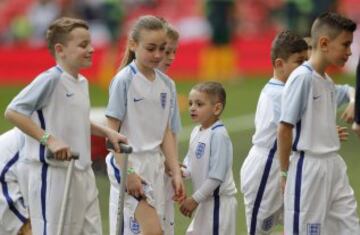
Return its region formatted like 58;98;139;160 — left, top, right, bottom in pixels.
169;81;182;134
208;131;232;182
335;84;350;108
7;73;59;116
105;72;130;121
280;74;311;125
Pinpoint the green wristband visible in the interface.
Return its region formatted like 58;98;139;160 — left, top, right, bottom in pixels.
280;170;288;178
127;167;135;175
40;132;50;146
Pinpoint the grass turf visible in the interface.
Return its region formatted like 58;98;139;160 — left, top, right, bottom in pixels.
0;75;359;234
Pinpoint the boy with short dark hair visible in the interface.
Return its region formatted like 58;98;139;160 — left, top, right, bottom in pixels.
278;12;360;234
180;81;237;235
5;17;126;235
240;30;308;235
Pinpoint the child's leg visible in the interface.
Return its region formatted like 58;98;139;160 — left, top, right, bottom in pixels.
135;200;163;235
162;175;175;235
28;163;101;235
81;169;103;235
326;155;360;235
240;146;283;235
0;161;29;234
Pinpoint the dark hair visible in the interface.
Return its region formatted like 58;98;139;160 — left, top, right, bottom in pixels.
311;12;357;48
192;81;226;110
46;17;89;56
271;30;308;65
120;15;165;69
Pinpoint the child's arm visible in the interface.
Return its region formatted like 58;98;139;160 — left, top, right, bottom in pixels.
5;109;71;160
180;178;221;217
277;122;294;192
336;84;355;123
106;116;145;198
90;121;127;153
161;126;186;202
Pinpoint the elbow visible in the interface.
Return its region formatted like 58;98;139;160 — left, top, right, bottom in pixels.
4;108;12;122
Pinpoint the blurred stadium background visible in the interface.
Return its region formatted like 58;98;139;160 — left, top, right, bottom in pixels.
0;0;360;234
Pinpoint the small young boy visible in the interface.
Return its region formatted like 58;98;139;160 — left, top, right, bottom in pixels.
278;12;360;234
5;17;126;235
240;31;308;235
0;128;31;235
180;82;237;235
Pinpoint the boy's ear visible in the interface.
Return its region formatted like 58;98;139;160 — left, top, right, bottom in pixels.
213;102;223;116
319;36;329;51
54;43;64;55
129;39;137;52
274;58;284;69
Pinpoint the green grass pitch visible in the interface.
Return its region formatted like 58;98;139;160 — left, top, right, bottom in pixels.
0;76;359;234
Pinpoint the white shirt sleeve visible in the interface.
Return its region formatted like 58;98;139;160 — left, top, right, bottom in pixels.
169;82;182;134
105;71;131;121
280;74;311;125
192;178;222;203
7;72;59;116
182;152;191;179
208;131;232;182
335;84;351;107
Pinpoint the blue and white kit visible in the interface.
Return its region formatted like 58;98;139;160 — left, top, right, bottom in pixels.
105;60;181;235
240;78;285;235
0;128;29;235
7;65;102;235
280;62;360;235
183;121;237;235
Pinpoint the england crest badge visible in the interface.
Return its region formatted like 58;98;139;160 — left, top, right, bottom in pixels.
195;142;206;159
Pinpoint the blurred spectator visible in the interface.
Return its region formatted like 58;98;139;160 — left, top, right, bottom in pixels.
27;0;60;46
205;0;234;45
284;0;337;36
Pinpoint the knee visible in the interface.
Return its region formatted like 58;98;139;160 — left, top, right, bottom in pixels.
143;227;163;235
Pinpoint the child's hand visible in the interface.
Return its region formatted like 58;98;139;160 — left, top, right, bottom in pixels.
341;102;354;123
166;162;186;177
172;174;186;203
352;122;360;138
126;173;144;198
337;125;349;142
46;135;71;161
180;197;198;217
18;219;32;235
106;130;128;153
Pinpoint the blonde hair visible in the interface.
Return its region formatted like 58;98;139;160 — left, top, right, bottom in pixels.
158;17;179;41
120;15;165;69
46;17;89;56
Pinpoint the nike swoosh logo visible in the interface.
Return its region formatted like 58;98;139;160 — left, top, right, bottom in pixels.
133;97;144;102
66;93;74;97
313;95;321;100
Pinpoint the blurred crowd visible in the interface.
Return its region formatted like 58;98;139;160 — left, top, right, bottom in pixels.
0;0;358;47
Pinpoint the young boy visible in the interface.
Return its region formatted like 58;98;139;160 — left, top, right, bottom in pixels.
5;17;126;235
278;12;360;234
240;31;308;235
180;82;237;235
0;128;31;235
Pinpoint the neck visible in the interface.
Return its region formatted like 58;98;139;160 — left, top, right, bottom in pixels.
308;52;327;76
201;117;219;130
57;61;79;79
273;70;287;83
135;61;155;81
